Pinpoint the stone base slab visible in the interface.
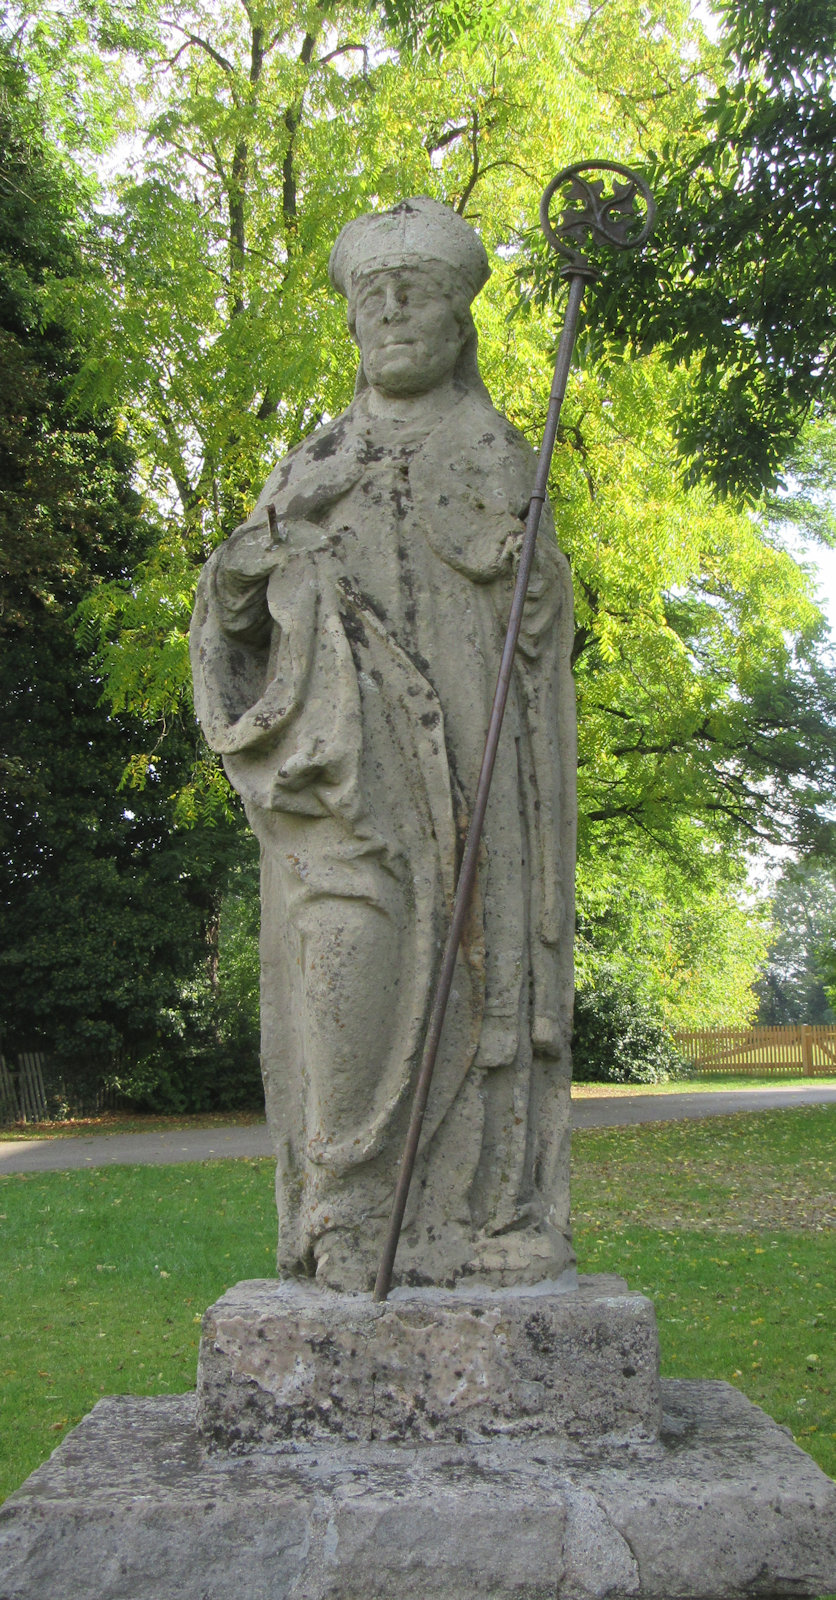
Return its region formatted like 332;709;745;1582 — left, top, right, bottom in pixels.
196;1274;661;1448
2;1381;836;1599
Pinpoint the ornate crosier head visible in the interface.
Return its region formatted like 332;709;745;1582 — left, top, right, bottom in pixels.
539;161;656;277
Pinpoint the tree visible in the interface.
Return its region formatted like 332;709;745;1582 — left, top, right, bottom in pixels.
571;967;686;1082
0;42;256;1107
553;0;836;501
755;861;836;1025
8;0;835;1031
576;840;769;1029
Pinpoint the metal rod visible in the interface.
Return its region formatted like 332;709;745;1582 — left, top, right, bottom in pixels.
373;271;588;1302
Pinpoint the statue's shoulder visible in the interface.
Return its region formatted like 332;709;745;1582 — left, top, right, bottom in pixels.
257;407;359;507
432;391;569;571
421;391;540;498
437;391;536;461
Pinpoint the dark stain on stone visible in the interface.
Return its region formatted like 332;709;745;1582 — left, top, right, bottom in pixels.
524;1313;560;1357
359;440;387;464
309;419;347;459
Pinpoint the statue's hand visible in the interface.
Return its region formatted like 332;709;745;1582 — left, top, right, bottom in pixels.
219;512;285;582
221;448;365;575
219;511;341;583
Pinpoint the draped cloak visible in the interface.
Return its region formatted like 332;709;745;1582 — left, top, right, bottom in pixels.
190;383;577;1290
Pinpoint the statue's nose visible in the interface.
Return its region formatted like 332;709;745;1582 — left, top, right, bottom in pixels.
381;288;404;323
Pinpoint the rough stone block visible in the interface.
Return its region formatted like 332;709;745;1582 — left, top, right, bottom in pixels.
196;1274;661;1448
2;1382;835;1600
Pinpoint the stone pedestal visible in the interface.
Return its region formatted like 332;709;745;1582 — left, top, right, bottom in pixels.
2;1276;835;1600
197;1275;661;1449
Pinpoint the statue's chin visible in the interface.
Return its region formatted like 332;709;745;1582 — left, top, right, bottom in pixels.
368;368;439;397
363;349;460;398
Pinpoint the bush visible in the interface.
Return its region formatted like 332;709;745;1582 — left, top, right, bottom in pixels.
108;1038;263;1115
572;968;687;1084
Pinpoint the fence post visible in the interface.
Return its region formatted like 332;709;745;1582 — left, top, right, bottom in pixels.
0;1055;18;1122
800;1024;813;1076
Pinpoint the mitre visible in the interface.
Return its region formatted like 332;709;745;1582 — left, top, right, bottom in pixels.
329;196;490;304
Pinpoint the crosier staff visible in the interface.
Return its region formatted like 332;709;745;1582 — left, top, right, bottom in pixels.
373;161;655;1304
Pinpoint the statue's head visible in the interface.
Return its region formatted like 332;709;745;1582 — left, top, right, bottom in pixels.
329;197;491;398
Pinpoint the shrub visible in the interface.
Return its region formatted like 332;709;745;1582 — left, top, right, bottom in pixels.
572;967;687;1084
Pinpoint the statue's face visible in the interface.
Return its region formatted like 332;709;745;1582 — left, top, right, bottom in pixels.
352;266;465;396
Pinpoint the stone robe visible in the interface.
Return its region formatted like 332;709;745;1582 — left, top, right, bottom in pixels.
191;383;577;1291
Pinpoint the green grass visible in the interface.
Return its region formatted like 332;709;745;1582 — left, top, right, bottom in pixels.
0;1158;277;1501
572;1074;836;1095
0;1106;833;1505
573;1105;835;1479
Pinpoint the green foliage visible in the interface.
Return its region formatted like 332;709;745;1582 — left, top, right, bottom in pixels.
535;354;836;861
756;859;836;1024
548;0;836;500
572;966;686;1082
28;0;711;727
504;320;834;1011
576;845;768;1028
7;0;836;1042
0;44;253;1103
216;861;261;1048
0;42;130;635
107;848;263;1114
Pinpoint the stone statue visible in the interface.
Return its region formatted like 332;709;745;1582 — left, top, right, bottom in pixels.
191;197;577;1293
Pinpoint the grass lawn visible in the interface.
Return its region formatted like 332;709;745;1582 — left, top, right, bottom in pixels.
0;1105;833;1506
572;1075;836;1096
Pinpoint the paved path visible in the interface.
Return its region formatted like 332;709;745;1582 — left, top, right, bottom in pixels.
1;1085;834;1175
0;1122;274;1174
570;1084;836;1128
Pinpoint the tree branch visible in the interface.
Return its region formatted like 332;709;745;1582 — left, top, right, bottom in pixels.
426;122;471;154
316;43;367;69
282;31;318;232
456;111;481;216
167;25;234;75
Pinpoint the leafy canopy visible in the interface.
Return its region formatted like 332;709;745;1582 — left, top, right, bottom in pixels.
537;0;836;500
5;0;836;1029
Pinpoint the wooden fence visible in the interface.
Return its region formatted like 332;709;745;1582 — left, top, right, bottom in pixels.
0;1052;49;1121
0;1053;124;1123
675;1024;836;1077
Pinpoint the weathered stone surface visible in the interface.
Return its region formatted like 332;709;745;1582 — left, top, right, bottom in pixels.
3;1381;836;1600
196;1274;661;1449
190;196;577;1292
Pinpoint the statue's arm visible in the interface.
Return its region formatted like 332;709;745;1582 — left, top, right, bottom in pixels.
208;428;365;642
514;501;572;662
208;512;281;645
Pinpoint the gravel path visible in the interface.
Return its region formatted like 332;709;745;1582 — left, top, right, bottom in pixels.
1;1084;834;1174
